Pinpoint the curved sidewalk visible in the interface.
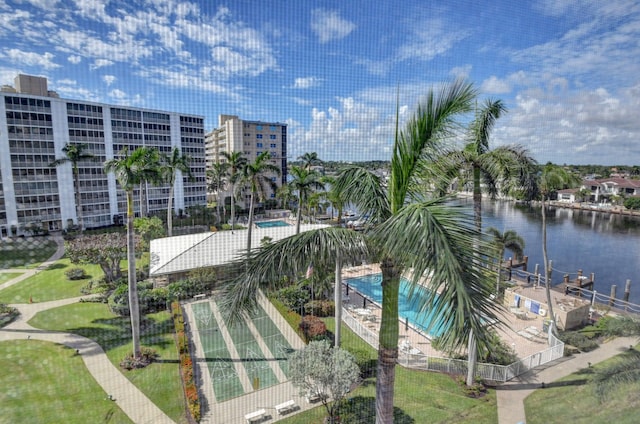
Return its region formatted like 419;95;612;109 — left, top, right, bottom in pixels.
0;237;175;424
0;235;66;291
496;335;637;424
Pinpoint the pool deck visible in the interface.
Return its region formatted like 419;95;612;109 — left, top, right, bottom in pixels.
341;264;552;360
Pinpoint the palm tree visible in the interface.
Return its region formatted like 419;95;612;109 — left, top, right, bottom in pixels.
207;161;229;226
135;147;162;218
537;163;581;332
298;151;322;170
220;151;247;231
431;99;536;385
487;227;525;294
103;147;159;359
221;80;499;423
49;142;94;232
241;151;281;253
333;80;499;421
161;147;192;237
288;165;325;234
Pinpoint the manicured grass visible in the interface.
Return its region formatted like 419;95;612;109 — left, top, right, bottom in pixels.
0;259;102;304
0;238;57;269
0;272;23;284
28;302;188;423
279;317;497;423
0;340;133;424
525;347;640;424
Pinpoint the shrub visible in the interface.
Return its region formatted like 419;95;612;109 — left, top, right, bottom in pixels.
65;267;88;280
119;347;158;370
559;330;600;352
305;300;335;317
171;301;200;421
299;315;327;343
275;286;309;310
108;282;169;316
346;347;376;378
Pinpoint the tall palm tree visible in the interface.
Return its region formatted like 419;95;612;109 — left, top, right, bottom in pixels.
49;142;94;232
333;80;499;422
431;99;535;385
135;147;162;218
161;147;192;237
298;151;322;170
487;227;525;294
221;81;499;423
537;163;581;331
103;147;158;359
288;165;325;234
241;151;281;253
220;151;247;231
207;161;229;226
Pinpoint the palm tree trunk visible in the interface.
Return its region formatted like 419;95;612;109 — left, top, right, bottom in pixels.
541;197;556;333
496;247;505;295
167;177;174;237
230;185;236;232
296;202;302;235
73;166;84;232
126;189;141;358
376;256;400;424
334;256;343;347
247;191;256;254
473;165;482;230
466;329;478;386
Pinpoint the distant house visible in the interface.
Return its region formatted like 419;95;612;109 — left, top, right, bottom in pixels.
581;177;640;202
556;188;579;203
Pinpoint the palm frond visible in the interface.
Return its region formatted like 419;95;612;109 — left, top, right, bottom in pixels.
218;227;370;325
371;198;502;351
593;349;640;402
333;165;390;223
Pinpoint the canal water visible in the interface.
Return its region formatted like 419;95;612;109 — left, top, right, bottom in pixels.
467;199;640;305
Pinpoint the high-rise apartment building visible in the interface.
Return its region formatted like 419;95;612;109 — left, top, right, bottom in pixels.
205;114;287;207
0;74;206;237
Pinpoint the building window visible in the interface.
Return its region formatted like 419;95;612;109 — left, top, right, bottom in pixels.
256;125;263;130
270;125;277;131
256;134;263;139
270;143;277;148
270;134;276;139
257;142;263;148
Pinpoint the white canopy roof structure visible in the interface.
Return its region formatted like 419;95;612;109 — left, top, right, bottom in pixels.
149;224;329;277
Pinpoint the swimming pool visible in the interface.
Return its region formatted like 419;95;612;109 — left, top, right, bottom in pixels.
344;273;447;337
255;220;291;228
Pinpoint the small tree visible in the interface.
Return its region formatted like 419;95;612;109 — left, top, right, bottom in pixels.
289;340;360;423
134;216;166;250
65;233;129;283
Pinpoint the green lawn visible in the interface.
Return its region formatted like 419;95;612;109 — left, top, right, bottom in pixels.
28;302;188;423
279;317;497;424
0;238;58;269
0;340;133;424
525;347;640;424
0;259;102;304
0;272;23;284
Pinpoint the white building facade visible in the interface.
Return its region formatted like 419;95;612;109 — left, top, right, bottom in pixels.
0;75;207;237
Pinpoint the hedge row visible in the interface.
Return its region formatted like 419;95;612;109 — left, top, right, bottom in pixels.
172;301;200;422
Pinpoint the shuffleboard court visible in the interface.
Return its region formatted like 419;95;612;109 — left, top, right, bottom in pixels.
250;304;294;376
191;302;245;402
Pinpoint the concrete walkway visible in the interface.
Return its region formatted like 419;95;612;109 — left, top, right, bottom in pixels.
496;335;637;424
0;235;66;291
0;237;175;424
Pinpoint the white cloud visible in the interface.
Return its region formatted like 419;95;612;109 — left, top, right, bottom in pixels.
310;9;356;43
396;18;469;62
136;65;242;100
450;65;472;79
481;76;511;94
2;49;60;70
109;88;127;99
90;59;113;70
293;77;321;89
68;55;81;64
103;75;116;86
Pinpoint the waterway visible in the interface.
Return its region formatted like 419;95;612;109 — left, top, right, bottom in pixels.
466;199;640;305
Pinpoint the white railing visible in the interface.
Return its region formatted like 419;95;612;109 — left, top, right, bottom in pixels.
342;307;565;382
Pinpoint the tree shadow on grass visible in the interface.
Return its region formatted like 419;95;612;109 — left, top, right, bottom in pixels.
339;396;415;423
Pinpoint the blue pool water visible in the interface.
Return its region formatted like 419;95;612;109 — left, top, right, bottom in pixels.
255;220;291;228
345;273;447;337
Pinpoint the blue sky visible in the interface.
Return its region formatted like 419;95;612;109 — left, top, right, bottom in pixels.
1;0;639;165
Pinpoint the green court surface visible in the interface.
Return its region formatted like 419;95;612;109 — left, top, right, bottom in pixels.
251;305;294;376
191;302;244;402
222;303;279;391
